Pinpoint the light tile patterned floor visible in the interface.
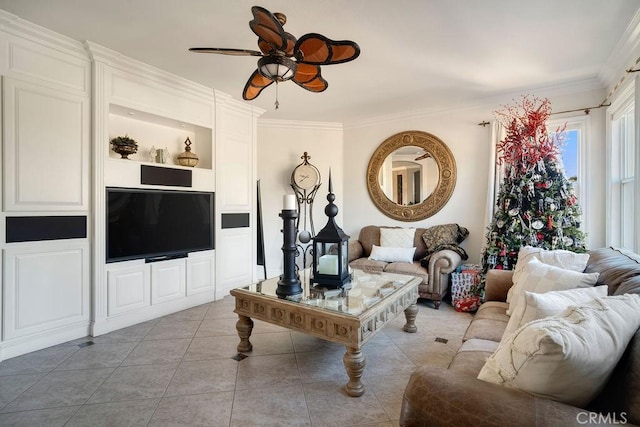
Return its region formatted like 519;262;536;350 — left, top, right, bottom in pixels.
0;296;472;426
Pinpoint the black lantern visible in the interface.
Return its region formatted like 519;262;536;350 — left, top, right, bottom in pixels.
311;170;351;288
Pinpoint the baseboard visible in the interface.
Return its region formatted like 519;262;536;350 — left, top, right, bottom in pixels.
0;322;91;362
91;291;216;337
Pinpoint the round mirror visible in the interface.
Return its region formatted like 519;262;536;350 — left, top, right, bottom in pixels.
367;130;456;221
377;146;439;205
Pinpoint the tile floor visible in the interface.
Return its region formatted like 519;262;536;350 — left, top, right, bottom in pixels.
0;296;472;426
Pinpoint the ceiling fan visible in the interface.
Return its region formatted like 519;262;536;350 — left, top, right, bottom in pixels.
189;6;360;108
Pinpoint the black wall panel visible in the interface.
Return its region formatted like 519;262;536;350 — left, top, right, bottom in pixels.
6;216;87;243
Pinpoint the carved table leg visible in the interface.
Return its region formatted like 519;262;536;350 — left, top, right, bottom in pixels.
343;347;366;397
403;302;418;333
236;315;254;352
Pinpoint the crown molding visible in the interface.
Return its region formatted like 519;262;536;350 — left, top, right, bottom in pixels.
344;77;604;130
213;89;233;104
213;89;264;118
258;119;343;131
85;41;214;101
598;8;640;89
0;10;87;59
251;106;266;118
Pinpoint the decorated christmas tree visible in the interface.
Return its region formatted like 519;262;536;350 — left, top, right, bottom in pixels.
481;96;587;271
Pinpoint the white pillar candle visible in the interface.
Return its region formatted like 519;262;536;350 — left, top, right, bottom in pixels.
318;254;339;274
283;194;297;210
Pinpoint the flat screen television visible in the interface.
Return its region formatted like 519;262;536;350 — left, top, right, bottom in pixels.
106;187;214;263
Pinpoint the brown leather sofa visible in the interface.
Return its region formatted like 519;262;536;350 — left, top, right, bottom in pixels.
348;225;463;308
399;247;640;426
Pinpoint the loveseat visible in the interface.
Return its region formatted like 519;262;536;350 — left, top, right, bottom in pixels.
399;246;640;426
348;225;468;308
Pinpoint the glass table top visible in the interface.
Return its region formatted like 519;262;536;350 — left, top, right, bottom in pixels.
236;268;419;316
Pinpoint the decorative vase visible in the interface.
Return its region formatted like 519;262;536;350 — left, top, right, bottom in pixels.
110;135;138;159
177;137;198;167
149;146;169;164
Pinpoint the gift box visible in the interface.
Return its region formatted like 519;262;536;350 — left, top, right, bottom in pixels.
454;295;482;312
451;266;482;312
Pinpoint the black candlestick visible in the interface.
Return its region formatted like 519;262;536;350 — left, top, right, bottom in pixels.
277;209;303;298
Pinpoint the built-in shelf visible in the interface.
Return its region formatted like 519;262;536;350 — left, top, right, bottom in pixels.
108;104;213;170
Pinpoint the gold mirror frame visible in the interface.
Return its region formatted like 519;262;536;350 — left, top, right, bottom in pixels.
367;130;456;221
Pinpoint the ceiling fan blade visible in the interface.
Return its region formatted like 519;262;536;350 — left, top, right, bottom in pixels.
257;39;272;55
293;63;328;92
249;6;287;53
257;33;296;56
294;33;360;65
283;32;297;56
242;69;274;100
189;47;263;57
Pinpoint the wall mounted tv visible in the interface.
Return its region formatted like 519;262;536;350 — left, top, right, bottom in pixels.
106;187;214;263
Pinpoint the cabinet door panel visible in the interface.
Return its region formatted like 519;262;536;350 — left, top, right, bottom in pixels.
219;134;251;208
3;77;89;211
187;253;214;296
151;260;186;304
107;265;150;317
217;228;252;297
4;243;89;340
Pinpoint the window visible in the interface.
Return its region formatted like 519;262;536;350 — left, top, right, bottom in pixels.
547;117;588;234
608;79;637;251
561;129;579;183
618;105;635;250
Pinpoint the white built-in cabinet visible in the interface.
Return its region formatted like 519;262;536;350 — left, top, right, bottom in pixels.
0;10;263;361
0;13;92;360
105;250;215;320
214;92;263;299
88;43;219;336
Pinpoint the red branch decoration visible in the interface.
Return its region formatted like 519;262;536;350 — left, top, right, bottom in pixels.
495;95;565;171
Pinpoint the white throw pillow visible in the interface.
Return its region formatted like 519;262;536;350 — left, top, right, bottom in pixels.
508;246;590;304
478;294;640;407
380;228;416;248
368;245;416;263
503;285;608;340
506;257;598;316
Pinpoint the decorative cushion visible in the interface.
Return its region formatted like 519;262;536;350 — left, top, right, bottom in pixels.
478;294;640;407
508;246;590;304
419;224;469;266
421;224;469;253
380;227;415;248
506;257;598;316
368;245;416;263
503;285;608;339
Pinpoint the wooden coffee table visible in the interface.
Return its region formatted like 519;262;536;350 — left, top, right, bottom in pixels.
230;268;420;396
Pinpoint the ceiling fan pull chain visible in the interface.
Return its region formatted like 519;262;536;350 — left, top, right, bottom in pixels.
274;81;280;110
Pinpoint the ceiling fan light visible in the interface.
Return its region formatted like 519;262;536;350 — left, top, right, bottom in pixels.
258;55;297;82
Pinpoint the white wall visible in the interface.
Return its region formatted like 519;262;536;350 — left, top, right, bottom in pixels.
343;87;607;264
257;120;344;278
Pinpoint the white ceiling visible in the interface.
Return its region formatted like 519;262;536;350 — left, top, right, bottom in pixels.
0;0;638;123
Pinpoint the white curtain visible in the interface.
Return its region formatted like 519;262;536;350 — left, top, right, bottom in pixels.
483;121;506;233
